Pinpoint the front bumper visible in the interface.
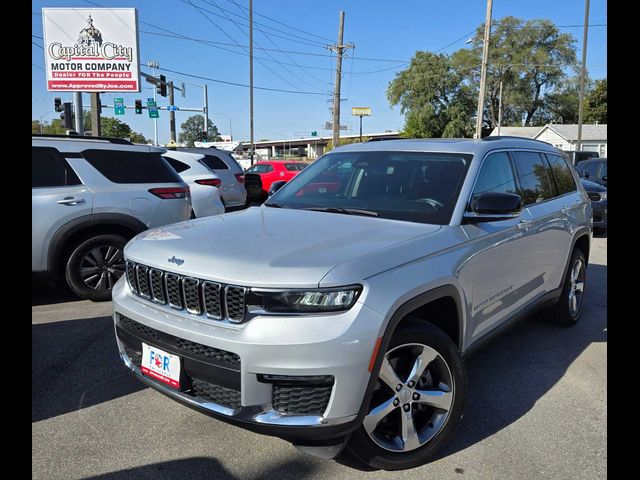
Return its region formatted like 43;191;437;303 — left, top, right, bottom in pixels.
111;278;383;442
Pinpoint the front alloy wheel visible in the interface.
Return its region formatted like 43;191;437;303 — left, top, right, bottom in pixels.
364;343;454;452
346;322;467;470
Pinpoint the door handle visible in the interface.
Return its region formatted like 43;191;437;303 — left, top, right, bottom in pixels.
57;197;85;206
517;219;532;230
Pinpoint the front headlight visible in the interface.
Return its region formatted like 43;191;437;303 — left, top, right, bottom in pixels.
598;192;607;202
247;285;362;314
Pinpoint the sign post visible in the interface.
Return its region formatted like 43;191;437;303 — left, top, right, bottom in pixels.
352;107;372;142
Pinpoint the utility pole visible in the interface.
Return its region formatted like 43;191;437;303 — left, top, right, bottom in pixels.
169;81;176;142
148;60;159;146
497;79;503;136
249;0;255;164
203;84;209;141
74;92;83;134
475;0;493;139
576;0;590;154
90;92;101;136
329;11;353;149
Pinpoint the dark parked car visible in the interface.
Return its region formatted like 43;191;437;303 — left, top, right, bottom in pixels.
565;150;599;165
575;158;607;187
580;178;607;235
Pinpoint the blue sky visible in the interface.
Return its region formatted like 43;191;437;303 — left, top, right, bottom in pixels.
32;0;607;144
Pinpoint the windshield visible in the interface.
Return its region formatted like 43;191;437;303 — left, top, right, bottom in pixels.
266;150;472;225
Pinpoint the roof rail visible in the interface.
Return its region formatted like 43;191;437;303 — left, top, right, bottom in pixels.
481;135;551;145
32;133;133;145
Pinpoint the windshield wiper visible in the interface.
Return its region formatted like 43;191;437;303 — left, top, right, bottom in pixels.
304;207;379;217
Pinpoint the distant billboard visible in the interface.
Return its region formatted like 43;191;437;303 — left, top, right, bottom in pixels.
42;8;140;92
352;107;372;116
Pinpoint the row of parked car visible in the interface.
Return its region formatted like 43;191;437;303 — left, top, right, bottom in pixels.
32;134;248;301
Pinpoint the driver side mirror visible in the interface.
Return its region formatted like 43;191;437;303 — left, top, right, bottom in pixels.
463;192;522;223
268;180;287;197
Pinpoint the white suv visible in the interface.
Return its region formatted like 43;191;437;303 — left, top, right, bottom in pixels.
32;134;191;301
113;137;592;469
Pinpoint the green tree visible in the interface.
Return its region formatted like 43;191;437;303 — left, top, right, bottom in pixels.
178;115;221;146
83;113;148;142
32;120;42;134
584;79;606;124
452;17;578;129
387;52;475;138
534;76;592;125
42;118;67;135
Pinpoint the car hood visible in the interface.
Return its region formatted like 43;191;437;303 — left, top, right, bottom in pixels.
124;206;441;288
580;179;606;192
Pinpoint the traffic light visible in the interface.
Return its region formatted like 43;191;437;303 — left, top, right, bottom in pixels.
61;102;73;129
54;97;62;112
135;99;142;114
156;75;167;97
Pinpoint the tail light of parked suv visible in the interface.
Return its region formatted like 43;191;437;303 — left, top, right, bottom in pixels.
149;186;190;199
195;178;222;187
234;174;245;184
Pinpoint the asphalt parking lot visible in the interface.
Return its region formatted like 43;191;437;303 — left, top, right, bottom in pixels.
32;236;607;480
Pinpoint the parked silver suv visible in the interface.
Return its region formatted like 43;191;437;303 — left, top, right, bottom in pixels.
32;134;191;301
113;137;592;470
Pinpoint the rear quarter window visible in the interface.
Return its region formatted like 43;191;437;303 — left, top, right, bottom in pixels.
81;149;183;184
285;163;306;171
164;157;191;173
199;154;229;170
545;154;577;195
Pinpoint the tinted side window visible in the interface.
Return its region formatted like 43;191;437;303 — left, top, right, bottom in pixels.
32;147;81;188
82;150;183;184
199;155;229;170
546;154;577;195
285;163;306;171
580;161;600;179
470;152;518;206
512;151;556;205
164;157;191;173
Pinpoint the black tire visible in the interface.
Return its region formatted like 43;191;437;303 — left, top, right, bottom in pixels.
346;322;467;470
64;234;127;302
542;248;586;327
593;227;606;236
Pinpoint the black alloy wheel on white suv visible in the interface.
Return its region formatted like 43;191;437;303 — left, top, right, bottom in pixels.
65;233;127;302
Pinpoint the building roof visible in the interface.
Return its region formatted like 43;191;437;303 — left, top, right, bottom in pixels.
489;126;541;138
535;124;607;142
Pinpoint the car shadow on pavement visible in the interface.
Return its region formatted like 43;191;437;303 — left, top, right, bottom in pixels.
80;457;317;480
32;314;145;423
32;275;81;306
435;262;607;460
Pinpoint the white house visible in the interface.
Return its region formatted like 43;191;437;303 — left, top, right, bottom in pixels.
533;124;607;156
489;126;542;138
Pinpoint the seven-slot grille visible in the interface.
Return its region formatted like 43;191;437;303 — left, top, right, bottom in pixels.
125;261;247;323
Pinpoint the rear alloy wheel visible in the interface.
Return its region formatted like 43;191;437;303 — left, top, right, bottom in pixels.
65;234;127;302
542;248;586;327
347;323;466;470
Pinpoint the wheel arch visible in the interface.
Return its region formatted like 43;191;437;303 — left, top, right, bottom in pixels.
48;213;147;276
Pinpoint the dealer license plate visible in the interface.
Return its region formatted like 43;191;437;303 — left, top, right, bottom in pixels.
141;343;181;389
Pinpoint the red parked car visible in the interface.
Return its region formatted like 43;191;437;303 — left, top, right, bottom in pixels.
245;160;307;197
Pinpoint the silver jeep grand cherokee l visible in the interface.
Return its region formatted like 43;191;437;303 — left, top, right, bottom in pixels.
113;137;592;470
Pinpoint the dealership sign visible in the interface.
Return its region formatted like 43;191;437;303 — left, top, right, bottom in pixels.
42;8;140;92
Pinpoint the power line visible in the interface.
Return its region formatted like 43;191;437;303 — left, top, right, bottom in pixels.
32;34;43;40
145;65;325;95
179;0;327;48
221;0;334;43
197;0;324;90
182;0;315;96
32;41;43;49
32;63;45;71
225;0;326;87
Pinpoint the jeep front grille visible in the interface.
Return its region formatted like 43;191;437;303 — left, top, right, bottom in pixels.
125;260;247;323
